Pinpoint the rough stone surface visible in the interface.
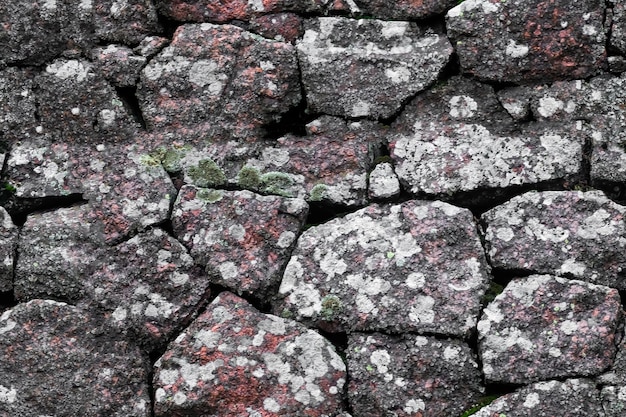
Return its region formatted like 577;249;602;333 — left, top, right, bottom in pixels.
472;379;604;417
446;0;606;83
0;299;150;417
478;274;622;384
92;44;148;87
153;292;346;417
368;162;401;201
243;116;385;206
482;190;626;288
351;0;458;20
93;0;161;44
347;332;483;417
88;228;210;351
297;17;453;119
155;0;325;23
275;200;490;336
390;77;583;197
172;185;308;298
137;23;301;140
0;207;16;293
249;13;304;43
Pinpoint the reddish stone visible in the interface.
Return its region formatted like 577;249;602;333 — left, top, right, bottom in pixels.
0;300;150;416
482;190;626;289
153;292;346;416
478;275;622;384
447;0;607;83
137;23;301;140
249;13;303;42
353;0;458;20
172;185;308;298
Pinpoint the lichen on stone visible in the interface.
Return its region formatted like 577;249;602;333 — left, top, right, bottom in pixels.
260;171;295;197
237;165;261;190
188;158;226;188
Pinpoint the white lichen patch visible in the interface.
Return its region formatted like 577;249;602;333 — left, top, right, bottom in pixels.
188;60;227;95
505;40;529;58
385;66;411;84
46;59;91;82
449;95;478;118
0;385;17;404
408;295;435;324
447;0;500;18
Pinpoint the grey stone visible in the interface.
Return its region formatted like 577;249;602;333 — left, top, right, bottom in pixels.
0;299;150;416
297;17;452;119
482;190;626;288
274;200;490;336
0;207;16;292
446;0;606;83
347;332;483;417
92;44;147;87
478;275;622;384
153;292;346;417
471;379;603;417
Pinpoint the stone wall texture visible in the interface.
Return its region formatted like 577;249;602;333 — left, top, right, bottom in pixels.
2;0;626;416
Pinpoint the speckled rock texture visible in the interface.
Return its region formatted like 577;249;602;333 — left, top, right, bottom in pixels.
153;292;347;417
298;17;453;119
479;275;622;384
347;332;483;417
274;200;490;337
447;0;606;83
5;0;626;415
0;299;150;417
483;190;626;288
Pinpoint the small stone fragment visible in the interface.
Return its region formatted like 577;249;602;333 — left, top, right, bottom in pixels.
91;44;147;87
0;300;150;416
482;190;626;288
172;185;308;298
153;292;346;417
275;200;490;336
347;332;483;417
94;0;162;44
446;0;606;83
249;13;303;42
471;379;603;417
0;207;17;292
298;17;452;119
478;274;622;384
368;162;401;200
351;0;458;20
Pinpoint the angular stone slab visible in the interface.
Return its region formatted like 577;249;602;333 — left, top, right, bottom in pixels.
87;229;210;351
92;44;148;87
611;1;626;55
368;162;401;201
0;67;37;137
16;205;103;303
153;292;346;416
471;379;603;417
599;336;626;416
243;116;385;206
0;207;17;292
155;0;325;23
390;77;584;196
0;299;150;416
347;332;483;417
8;141;175;244
482;190;626;288
446;0;606;83
137;23;301;140
248;13;304;43
94;0;161;44
275;200;490;336
172;185;308;298
478;275;622;384
297;17;452;119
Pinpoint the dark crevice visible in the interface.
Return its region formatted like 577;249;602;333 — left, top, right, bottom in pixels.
263;96;312;139
115;86;146;129
593;179;626;205
0;291;17;313
154;12;181;40
5;194;87;227
304;201;362;229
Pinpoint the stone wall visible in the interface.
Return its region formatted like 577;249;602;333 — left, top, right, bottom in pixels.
1;0;626;415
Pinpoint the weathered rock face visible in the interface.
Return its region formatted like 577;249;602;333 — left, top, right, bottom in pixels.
478;275;622;384
482;190;626;288
137;23;301;140
153;292;347;417
5;0;626;415
298;17;453;119
0;300;150;417
390;77;583;198
447;0;606;83
172;185;308;298
347;332;483;417
274;200;490;336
